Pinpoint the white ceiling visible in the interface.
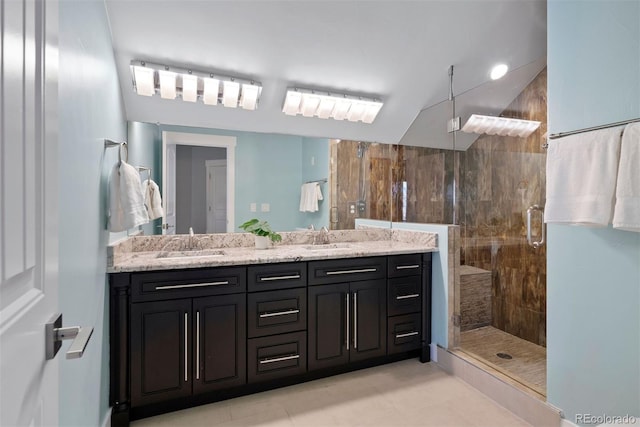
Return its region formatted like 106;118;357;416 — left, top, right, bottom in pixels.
105;0;546;147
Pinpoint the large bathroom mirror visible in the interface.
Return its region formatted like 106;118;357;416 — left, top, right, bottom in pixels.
126;121;394;235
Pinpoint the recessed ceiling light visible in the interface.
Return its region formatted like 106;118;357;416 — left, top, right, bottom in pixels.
490;63;509;80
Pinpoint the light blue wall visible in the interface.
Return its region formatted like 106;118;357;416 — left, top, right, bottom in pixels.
157;125;329;232
547;1;640;423
127;121;162;236
300;137;330;229
58;1;126;426
356;219;452;348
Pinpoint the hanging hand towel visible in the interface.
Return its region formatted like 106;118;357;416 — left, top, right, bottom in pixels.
612;123;640;232
142;179;164;220
544;126;623;226
299;182;323;212
108;161;149;232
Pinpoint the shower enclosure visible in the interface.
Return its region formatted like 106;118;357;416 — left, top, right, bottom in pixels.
454;68;548;397
329;67;548;397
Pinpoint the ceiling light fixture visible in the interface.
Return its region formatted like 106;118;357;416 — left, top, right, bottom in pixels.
490;63;509;80
461;114;541;138
282;88;383;124
130;60;261;110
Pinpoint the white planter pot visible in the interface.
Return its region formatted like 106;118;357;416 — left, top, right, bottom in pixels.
255;235;270;250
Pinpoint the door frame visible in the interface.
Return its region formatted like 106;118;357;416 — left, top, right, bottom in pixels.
162;132;236;233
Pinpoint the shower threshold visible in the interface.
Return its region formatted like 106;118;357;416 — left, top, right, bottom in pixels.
458;326;547;398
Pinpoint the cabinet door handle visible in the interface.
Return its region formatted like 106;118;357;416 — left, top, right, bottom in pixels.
155;281;229;290
196;311;200;381
326;268;377;276
396;331;419;339
259;309;300;318
259;354;300;364
396;293;420;300
396;264;420;270
345;293;350;351
353;292;358;350
184;312;188;382
259;274;301;282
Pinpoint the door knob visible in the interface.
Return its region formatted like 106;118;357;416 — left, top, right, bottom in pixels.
45;313;93;360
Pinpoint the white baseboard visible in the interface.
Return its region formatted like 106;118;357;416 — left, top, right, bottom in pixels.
429;343;438;362
561;419;578;427
101;408;111;427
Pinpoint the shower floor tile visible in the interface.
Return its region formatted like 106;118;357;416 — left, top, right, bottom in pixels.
460;326;546;396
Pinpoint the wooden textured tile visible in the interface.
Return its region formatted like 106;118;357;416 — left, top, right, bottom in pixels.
459;265;492;331
460;326;547;396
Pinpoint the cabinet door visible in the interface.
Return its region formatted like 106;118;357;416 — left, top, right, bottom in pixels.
131;299;192;407
350;280;387;362
308;283;349;371
193;294;246;394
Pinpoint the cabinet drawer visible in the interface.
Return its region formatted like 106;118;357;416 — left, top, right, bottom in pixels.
248;332;307;383
248;288;307;338
388;276;422;316
248;262;307;292
131;267;246;303
308;257;386;285
387;254;422;278
388;313;421;354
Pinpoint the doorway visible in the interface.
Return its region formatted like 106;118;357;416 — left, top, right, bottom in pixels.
162;132;236;234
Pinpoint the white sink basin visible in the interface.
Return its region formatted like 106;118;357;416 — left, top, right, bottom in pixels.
303;243;352;250
156;249;225;259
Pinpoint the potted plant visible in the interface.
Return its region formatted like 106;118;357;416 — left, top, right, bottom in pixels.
239;218;282;249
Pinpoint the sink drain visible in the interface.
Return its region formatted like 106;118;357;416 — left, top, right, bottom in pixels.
496;352;513;360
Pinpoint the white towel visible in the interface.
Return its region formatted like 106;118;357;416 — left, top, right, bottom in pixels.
544;126;623;226
142;179;164;220
612;123;640;232
108;161;149;232
299;182;323;212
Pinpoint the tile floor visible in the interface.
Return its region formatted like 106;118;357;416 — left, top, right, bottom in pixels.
459;326;547;396
131;359;530;427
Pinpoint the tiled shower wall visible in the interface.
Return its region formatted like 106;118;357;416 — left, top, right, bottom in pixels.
332;69;548;347
459;69;547;346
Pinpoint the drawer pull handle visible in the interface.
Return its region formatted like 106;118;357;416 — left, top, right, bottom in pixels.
260;274;301;282
155;281;229;290
184;313;188;382
396;293;420;300
259;309;300;318
326;268;377;276
396;264;420;270
396;331;419;339
259;354;300;364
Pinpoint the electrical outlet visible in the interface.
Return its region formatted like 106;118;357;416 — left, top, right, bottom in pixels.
348;202;357;215
250;203;257;212
261;203;270;212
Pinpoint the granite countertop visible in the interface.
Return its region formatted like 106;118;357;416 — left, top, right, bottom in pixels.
108;228;438;273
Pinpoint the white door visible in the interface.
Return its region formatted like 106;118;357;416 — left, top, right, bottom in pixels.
162;142;176;235
206;160;227;233
0;0;60;425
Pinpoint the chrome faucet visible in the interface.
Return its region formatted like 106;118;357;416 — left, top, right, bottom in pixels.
188;227;195;250
314;226;330;245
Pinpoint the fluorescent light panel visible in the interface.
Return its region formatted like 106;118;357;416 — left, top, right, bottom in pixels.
129;60;261;111
282;88;383;124
461;114;541;138
203;78;220;105
222;80;240;108
132;66;155;96
158;70;177;99
240;83;261;110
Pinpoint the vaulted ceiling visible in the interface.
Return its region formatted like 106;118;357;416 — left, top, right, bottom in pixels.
105;0;546;149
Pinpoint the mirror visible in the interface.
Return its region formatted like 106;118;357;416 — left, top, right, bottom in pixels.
127;121;393;235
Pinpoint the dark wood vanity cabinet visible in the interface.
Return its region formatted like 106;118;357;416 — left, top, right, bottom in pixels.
307;257;387;371
130;294;246;407
110;252;431;426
